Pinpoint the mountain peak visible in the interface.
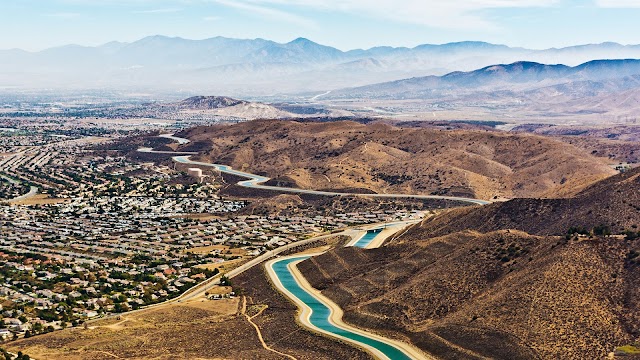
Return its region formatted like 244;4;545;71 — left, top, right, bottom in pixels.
177;96;247;109
288;37;314;45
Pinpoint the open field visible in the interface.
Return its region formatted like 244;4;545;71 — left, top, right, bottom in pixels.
10;194;70;206
5;297;285;360
187;245;248;257
194;258;247;272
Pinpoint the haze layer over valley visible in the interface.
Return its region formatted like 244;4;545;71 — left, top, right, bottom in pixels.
5;35;640;97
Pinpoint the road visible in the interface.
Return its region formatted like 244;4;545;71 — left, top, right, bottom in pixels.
0;173;39;203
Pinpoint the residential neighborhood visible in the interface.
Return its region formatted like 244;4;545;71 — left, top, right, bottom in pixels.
0;123;420;342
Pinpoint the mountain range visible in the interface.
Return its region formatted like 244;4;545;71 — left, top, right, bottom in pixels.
327;59;640;124
4;35;640;95
332;59;640;98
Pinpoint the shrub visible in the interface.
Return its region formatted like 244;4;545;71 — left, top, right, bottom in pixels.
593;224;611;236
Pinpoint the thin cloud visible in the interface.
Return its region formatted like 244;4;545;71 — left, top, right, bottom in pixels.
203;15;222;21
43;12;81;18
213;0;316;28
133;8;183;14
594;0;640;7
236;0;560;30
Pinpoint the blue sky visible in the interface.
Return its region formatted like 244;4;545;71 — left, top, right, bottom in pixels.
2;0;640;51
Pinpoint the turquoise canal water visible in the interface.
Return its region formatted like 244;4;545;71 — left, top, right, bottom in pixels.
271;256;413;360
352;230;383;248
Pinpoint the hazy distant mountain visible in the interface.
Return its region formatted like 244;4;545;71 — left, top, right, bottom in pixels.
3;35;640;95
176;95;247;109
140;95;294;120
332;59;640;98
325;59;640;124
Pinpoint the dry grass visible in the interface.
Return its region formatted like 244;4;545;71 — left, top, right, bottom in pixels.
12;194;70;206
194;258;247;272
5;298;286;360
187;245;247;256
203;285;233;296
180;120;616;200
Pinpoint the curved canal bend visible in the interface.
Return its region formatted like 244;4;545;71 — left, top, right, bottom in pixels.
269;258;414;360
267;229;430;360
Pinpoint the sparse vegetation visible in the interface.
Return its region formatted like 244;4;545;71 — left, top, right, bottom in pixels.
180;119;616;200
616;344;640;355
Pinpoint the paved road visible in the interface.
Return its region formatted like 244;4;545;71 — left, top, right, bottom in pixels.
8;185;39;203
0;173;39;203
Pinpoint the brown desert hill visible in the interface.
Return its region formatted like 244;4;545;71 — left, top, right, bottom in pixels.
176;119;616;200
298;230;640;359
412;165;640;237
296;169;640;359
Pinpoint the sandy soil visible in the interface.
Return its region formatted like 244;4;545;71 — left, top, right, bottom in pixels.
11;194;70;206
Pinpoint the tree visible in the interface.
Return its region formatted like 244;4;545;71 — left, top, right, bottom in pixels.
624;230;640;241
32;322;43;334
593;224;611;236
219;275;231;287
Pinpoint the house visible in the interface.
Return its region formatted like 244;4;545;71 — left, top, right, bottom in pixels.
82;310;99;318
0;329;12;340
3;318;22;326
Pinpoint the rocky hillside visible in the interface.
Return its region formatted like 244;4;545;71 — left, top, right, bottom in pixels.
177;120;616;200
297;171;640;359
412;166;640;237
299;229;639;359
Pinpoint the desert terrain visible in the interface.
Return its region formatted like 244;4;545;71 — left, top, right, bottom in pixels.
176;120;616;200
296;167;640;359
